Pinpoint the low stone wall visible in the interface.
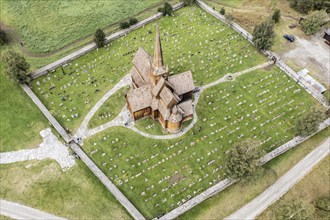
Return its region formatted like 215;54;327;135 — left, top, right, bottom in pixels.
32;2;185;79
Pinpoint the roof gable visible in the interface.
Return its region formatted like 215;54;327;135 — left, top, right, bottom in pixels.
168;71;195;96
126;85;152;112
133;47;152;84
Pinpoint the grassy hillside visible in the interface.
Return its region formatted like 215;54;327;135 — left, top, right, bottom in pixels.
0;0;166;53
0;58;48;152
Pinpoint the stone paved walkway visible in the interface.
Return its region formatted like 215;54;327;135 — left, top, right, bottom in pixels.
81;61;273;140
74;74;131;139
0;128;75;171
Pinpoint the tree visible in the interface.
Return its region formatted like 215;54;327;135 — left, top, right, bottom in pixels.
2;50;31;83
275;199;314;220
184;0;195;6
224;139;265;180
290;0;314;13
252;19;275;50
158;2;173;16
93;29;105;47
129;18;138;25
220;7;226;15
0;29;8;46
120;21;130;29
295;108;325;137
272;9;281;23
301;10;328;35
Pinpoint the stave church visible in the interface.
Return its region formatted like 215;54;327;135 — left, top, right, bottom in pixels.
125;21;195;133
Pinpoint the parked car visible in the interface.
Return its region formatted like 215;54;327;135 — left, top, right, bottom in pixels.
283;34;295;42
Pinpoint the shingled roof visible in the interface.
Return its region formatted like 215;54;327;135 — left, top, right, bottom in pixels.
178;100;193;117
168;71;195;96
126;85;152;112
160;86;178;108
130;66;145;88
133;47;152;84
152;77;165;97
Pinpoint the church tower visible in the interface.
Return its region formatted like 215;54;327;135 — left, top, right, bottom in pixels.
150;21;168;86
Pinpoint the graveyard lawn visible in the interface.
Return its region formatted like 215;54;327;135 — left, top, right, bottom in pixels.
88;87;129;129
31;6;266;133
178;127;330;220
0;0;177;54
82;66;321;218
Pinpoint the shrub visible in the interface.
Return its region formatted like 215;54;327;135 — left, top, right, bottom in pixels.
301;10;328;35
129;18;138;25
220;7;226;15
1;50;31;83
93;29;106;47
159;2;173;16
295;108;325;137
272;9;281;23
252;19;275;50
290;0;314;14
224;139;264;180
120;21;130;29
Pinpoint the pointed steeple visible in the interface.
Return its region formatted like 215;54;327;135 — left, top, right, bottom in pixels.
153;21;164;68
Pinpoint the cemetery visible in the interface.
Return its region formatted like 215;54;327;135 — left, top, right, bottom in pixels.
31;6;266;133
27;4;323;220
82;65;320;218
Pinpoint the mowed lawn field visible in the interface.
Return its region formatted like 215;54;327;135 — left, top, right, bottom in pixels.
83;66;321;218
1;0;169;53
0;160;131;220
0;59;48;152
31;6;266;133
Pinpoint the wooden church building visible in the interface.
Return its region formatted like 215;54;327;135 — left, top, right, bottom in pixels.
125;22;195;133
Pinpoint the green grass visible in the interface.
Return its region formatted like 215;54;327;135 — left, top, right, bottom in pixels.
31;5;266;133
1;0;168;53
134;117;170;135
0;159;131;220
257;155;330;220
179;127;330;220
0;58;48;152
88;86;129;129
82;66;320;218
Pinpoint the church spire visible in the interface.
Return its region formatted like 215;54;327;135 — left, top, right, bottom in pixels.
153;21;164;68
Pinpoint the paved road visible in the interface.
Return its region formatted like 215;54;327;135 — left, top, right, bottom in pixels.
225;137;330;220
0;199;66;220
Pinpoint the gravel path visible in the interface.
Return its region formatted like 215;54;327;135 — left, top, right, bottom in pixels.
74;74;131;140
0;128;75;171
0;199;66;220
225;137;330;220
